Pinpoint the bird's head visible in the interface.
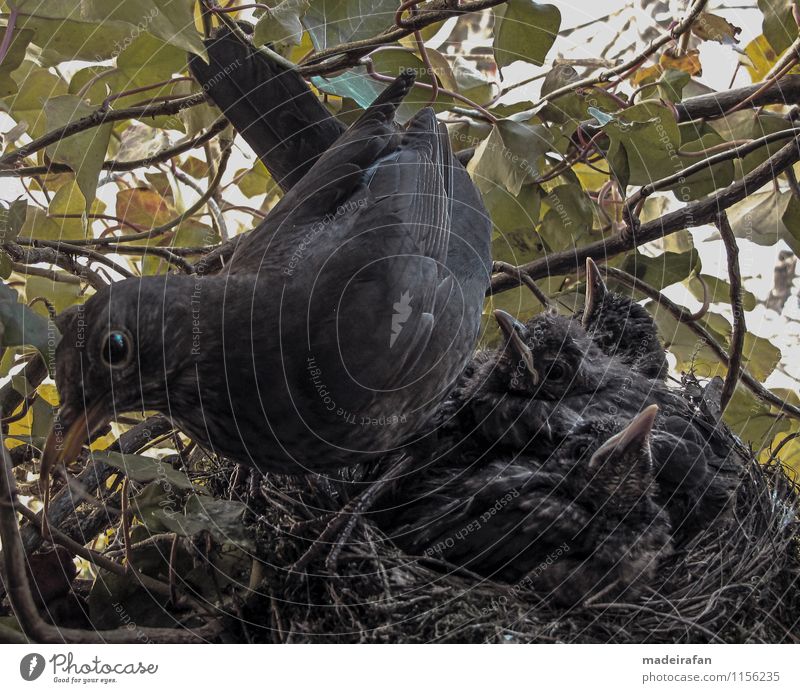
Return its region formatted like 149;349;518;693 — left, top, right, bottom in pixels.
585;404;659;506
493;308;614;400
581;257;661;352
41;276;195;493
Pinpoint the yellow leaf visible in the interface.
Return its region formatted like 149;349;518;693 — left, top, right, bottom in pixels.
659;49;702;76
691;12;741;44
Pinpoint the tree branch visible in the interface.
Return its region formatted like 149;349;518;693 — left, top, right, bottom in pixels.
0;94;206;168
715;212;745;412
0;116;228;179
489;133;800;292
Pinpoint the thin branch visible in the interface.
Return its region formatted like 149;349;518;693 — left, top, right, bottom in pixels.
675;75;800;121
492;261;553;310
0;117;228;179
529;0;708;108
0;94;206;168
489;133;800;292
715;212;745;413
297;0;509;74
2;243;108;290
623;128;800;233
14;239;135;279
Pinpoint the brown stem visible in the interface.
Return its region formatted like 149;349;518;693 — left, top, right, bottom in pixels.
715;212;745;413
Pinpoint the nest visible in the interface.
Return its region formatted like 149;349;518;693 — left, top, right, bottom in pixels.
230;439;800;644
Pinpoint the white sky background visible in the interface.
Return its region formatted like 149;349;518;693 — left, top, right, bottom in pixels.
1;1;797;394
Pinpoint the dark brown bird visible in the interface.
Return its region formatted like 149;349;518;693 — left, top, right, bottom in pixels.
43;74;489;490
580;258;668;380
375;406;671;606
187;25;491;352
434;308;634;451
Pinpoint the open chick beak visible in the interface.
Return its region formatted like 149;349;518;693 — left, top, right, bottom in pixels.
493;309;539;384
582;257;608;328
590;404;658;466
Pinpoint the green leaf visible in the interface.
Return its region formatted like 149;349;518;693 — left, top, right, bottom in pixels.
0;27;33;99
685;274;757;311
673;126;735;200
154;496;253;548
723;381;789;447
303;0;398;51
235;159;278;198
0;281;57;373
14;0;205;58
23;275;81;315
6;67;67;139
116;31;187;88
254;0;309;47
97;450;196;490
452;57;493;105
601;101;682;186
13;14;138;65
537;183;595;252
724;190;800;252
618;248;701;290
44;95;112;209
759;0;797;54
467;119;553;195
493;0;561;72
0;198;27;244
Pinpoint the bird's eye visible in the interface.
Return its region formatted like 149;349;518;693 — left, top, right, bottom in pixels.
547;362;566;381
102;330;133;368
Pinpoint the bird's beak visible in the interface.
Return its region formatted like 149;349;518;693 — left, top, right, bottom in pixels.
40;400;111;503
590;404;658;467
581;257;608;328
493;309;538;384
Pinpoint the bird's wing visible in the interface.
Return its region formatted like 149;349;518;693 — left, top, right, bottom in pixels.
303;106;456;395
188;25;345;191
227;72;416;273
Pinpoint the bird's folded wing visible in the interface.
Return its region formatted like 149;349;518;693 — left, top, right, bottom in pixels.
312;108;455;392
228;72;416;272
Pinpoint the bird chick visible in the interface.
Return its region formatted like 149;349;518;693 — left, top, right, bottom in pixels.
436;308;632;452
376;406;671;607
580;258;668;380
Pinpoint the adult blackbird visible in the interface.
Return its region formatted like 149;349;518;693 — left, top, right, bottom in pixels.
43;73;486;486
187;26;491;364
375;406;671;606
580;258;668;380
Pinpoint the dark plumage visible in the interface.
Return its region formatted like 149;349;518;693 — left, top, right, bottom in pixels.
580;258;668;380
187;25;491;365
376;406;671;606
44;74;489;484
436;308;741;541
436;309;633;450
188;25;346;191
